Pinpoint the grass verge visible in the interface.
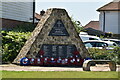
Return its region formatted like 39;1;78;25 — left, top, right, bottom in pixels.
2;71;118;78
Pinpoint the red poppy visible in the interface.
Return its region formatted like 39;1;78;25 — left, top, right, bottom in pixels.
80;58;84;65
46;58;51;65
73;51;80;55
39;50;44;55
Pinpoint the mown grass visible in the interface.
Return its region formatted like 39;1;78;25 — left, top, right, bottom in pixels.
2;71;118;78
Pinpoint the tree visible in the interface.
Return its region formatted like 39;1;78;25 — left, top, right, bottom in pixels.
71;17;85;33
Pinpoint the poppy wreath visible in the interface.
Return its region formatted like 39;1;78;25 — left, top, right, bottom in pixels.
20;57;29;66
79;58;84;65
75;58;81;65
29;58;35;65
39;50;44;55
44;57;48;65
35;58;44;65
57;58;62;65
74;55;79;58
46;58;51;65
53;58;57;66
72;58;77;65
44;57;51;65
68;57;75;65
50;57;56;65
64;58;68;65
73;51;80;55
61;58;66;65
34;58;37;65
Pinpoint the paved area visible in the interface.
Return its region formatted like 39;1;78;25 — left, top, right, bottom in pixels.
0;64;120;71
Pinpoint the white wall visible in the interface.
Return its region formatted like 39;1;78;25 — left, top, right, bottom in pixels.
118;11;120;34
99;12;104;31
0;2;2;18
99;11;119;34
0;1;33;22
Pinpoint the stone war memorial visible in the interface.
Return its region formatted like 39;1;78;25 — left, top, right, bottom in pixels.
13;8;90;66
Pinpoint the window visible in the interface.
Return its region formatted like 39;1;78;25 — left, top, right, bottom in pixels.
89;38;98;40
85;43;93;47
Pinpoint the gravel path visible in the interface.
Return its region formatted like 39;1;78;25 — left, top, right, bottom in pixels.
0;64;120;71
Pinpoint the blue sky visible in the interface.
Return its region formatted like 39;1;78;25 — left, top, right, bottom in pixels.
35;0;113;26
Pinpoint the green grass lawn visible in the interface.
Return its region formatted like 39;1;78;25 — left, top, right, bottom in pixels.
2;71;118;78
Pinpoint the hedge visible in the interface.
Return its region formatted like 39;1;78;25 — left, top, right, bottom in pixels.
2;30;31;63
88;47;120;64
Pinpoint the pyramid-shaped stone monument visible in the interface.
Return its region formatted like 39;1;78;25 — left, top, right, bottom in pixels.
13;8;90;66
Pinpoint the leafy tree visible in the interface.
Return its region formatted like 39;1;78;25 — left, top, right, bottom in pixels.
71;17;85;33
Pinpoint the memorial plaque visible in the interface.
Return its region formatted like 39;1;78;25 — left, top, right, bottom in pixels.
52;45;58;57
58;45;66;58
49;20;69;36
43;45;52;57
67;45;74;57
40;44;77;58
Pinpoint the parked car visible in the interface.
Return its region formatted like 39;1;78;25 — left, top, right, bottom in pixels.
79;32;88;35
79;34;101;41
84;40;118;50
102;38;120;47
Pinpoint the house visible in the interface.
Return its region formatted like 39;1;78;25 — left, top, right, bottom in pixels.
84;21;100;30
0;0;35;28
97;2;120;34
83;21;104;37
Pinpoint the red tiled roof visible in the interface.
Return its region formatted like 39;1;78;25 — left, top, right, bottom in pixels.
84;21;100;30
97;2;120;11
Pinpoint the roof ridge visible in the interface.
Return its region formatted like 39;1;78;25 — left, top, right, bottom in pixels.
97;2;119;11
97;2;113;11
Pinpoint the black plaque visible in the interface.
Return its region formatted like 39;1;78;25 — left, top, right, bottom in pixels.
43;45;52;57
48;20;69;36
52;45;58;57
67;45;74;57
58;45;67;58
40;44;77;58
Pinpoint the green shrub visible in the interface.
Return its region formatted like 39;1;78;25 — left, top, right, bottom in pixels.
2;23;35;63
88;47;120;64
2;30;31;63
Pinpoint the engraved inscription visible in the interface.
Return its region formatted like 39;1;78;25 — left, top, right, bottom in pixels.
49;20;69;36
40;44;77;58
